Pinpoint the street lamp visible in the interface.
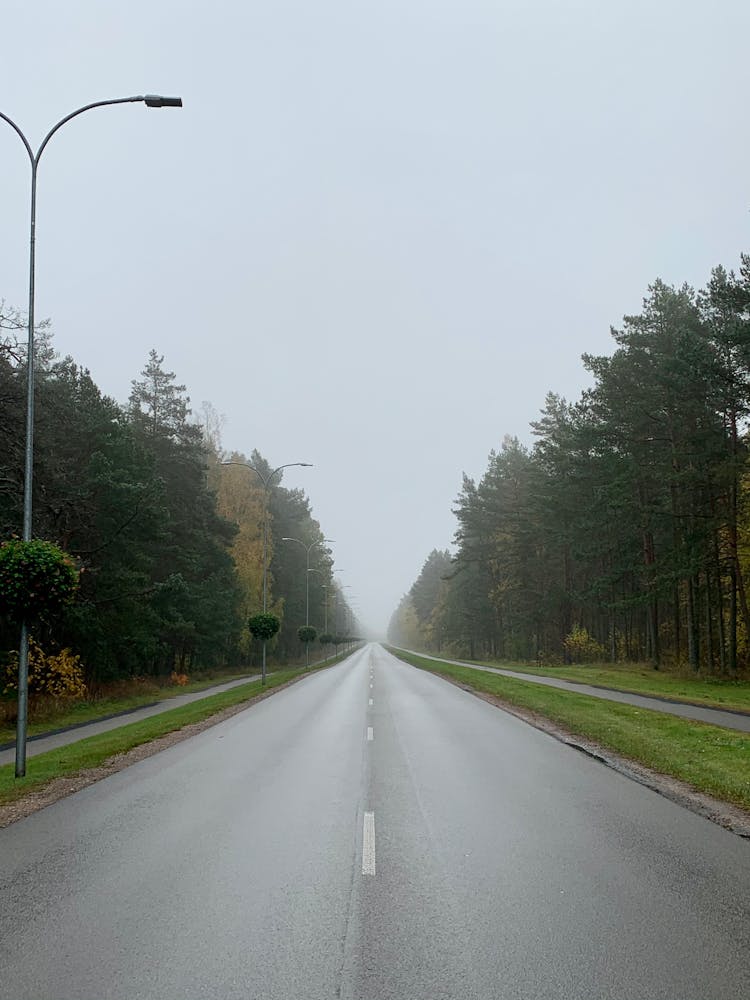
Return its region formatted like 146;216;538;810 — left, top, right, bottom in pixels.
306;568;328;629
0;94;183;778
321;583;329;634
222;461;312;683
281;536;333;668
338;585;355;652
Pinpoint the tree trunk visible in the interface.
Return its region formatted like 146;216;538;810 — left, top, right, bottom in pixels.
686;576;699;672
729;563;738;675
704;569;715;673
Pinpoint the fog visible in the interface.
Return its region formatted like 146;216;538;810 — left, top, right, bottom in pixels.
1;0;748;632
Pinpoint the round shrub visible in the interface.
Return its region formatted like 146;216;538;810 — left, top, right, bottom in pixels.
0;539;79;621
248;612;280;642
297;625;317;644
319;632;333;646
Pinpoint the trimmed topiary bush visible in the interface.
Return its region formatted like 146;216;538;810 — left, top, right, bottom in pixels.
0;539;79;621
297;625;317;644
248;612;280;642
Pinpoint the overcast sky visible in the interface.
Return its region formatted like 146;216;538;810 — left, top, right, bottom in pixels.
1;1;749;634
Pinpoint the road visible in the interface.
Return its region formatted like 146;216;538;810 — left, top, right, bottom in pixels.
0;644;748;999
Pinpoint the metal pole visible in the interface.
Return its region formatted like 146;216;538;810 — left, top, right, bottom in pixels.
14;158;38;777
262;486;268;612
1;96;182;777
322;584;328;662
305;548;310;626
261;495;268;685
305;547;310;669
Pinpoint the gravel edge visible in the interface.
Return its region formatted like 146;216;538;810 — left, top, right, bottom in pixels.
448;680;750;839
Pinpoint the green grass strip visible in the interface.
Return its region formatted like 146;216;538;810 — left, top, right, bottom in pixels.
0;668;260;745
390;649;750;812
466;658;750;713
0;657;343;807
0;651;354;745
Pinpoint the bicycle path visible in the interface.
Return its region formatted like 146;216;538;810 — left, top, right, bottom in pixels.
395;649;750;733
0;673;263;767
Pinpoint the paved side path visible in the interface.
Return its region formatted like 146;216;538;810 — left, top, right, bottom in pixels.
0;673;263;767
395;648;750;733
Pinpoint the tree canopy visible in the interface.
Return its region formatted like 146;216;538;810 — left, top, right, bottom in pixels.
390;259;750;674
0;338;349;683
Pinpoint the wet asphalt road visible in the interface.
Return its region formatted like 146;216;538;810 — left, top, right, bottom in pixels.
0;644;748;999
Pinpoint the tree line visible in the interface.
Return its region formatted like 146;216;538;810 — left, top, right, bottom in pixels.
389;258;750;673
0;318;352;685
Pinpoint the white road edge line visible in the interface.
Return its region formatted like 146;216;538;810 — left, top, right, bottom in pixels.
362;812;376;875
367;726;374;741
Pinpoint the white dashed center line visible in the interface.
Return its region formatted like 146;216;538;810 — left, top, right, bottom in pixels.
362;812;376;875
369;698;373;706
367;726;374;741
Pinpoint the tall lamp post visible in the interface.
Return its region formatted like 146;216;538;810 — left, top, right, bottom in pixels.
339;585;355;652
0;94;183;779
222;461;312;683
280;537;334;626
281;536;334;667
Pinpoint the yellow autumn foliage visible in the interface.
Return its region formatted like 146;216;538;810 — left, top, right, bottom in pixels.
3;638;87;699
215;458;269;614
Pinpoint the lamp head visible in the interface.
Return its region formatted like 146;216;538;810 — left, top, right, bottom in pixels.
144;95;183;108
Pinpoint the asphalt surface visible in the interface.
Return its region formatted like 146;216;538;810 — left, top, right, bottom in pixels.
398;647;750;732
3;646;744;774
0;672;262;767
0;643;748;999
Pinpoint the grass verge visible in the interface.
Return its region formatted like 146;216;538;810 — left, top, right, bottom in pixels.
0;648;358;745
0;655;348;808
389;649;750;813
0;668;261;745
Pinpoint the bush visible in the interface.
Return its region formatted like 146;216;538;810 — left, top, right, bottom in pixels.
298;625;317;644
248;612;280;642
319;632;333;645
0;539;79;621
3;638;87;699
563;624;606;663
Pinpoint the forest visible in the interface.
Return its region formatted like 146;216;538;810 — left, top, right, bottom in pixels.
390;258;750;673
0;313;353;687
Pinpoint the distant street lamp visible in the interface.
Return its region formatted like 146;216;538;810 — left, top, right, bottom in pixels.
321;583;329;634
281;536;333;667
222;461;312;683
0;94;183;779
339;585;355;651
